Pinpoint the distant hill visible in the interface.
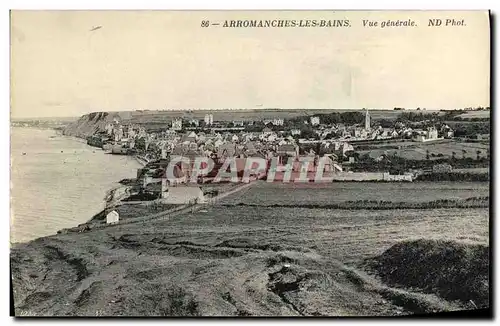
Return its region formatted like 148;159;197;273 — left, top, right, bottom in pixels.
62;108;451;139
62;112;122;138
62;109;346;138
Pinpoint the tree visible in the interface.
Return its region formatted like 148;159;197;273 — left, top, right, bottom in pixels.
462;149;467;159
301;129;316;140
452;151;456;160
426;149;430;160
323;132;335;139
476;150;481;161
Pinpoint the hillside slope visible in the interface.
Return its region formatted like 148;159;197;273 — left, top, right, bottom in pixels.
62;112;127;138
11;205;488;316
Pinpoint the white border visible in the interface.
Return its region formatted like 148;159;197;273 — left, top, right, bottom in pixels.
2;1;497;325
2;1;496;10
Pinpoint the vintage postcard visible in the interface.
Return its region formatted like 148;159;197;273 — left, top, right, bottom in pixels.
10;10;490;317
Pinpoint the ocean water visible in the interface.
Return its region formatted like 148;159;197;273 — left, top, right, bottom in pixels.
10;128;142;244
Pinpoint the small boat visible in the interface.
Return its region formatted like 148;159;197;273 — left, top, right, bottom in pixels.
49;135;56;139
22;152;26;155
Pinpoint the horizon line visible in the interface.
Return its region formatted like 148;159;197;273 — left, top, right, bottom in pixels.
11;106;490;120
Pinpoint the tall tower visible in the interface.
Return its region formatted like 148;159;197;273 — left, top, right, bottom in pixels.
365;109;371;130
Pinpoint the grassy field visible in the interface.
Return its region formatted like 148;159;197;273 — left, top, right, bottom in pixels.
170;206;488;261
11;205;488;316
217;181;489;206
11;180;490;316
453;167;490;174
456;110;490;119
359;141;490;161
418;142;489;159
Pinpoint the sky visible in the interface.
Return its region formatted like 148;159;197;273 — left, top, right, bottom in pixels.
10;10;490;118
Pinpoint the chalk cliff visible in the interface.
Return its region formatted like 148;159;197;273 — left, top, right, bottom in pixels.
62;112;127;138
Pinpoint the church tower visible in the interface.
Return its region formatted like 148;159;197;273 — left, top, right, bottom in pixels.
365;109;371;130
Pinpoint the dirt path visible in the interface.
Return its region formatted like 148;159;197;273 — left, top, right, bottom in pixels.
98;181;256;228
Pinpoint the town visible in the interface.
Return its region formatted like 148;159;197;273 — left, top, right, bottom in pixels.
73;107;491;226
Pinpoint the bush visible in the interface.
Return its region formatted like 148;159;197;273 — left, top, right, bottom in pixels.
367;239;489;308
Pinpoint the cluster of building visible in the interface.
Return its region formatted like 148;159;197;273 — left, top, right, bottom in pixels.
86;110;466;207
86;110;462;167
411;125;455;142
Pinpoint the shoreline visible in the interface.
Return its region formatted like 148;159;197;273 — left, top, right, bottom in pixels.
10;128;142;244
134;154;149;167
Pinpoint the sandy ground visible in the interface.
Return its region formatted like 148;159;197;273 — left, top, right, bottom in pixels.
11;199;488;316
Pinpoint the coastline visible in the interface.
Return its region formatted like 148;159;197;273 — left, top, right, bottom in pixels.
65;137;148;230
10;127;142;244
134;154;149;167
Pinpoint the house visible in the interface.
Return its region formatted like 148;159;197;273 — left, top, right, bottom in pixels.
189;119;200;127
445;130;454;138
172;118;183;131
310;116;320;126
232;120;244;127
180;131;197;144
272;118;284;126
244;141;257;154
218;143;237;158
204;114;214;125
197;132;207;142
427;127;438;140
106;210;119;224
105;123;114;135
114;126;124;141
214;139;224;149
266;133;277;142
341;143;354;155
276;144;299;156
161;186;206;204
189;142;198;151
414;127;442;142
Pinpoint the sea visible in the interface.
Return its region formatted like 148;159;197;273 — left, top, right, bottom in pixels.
10;127;142;244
